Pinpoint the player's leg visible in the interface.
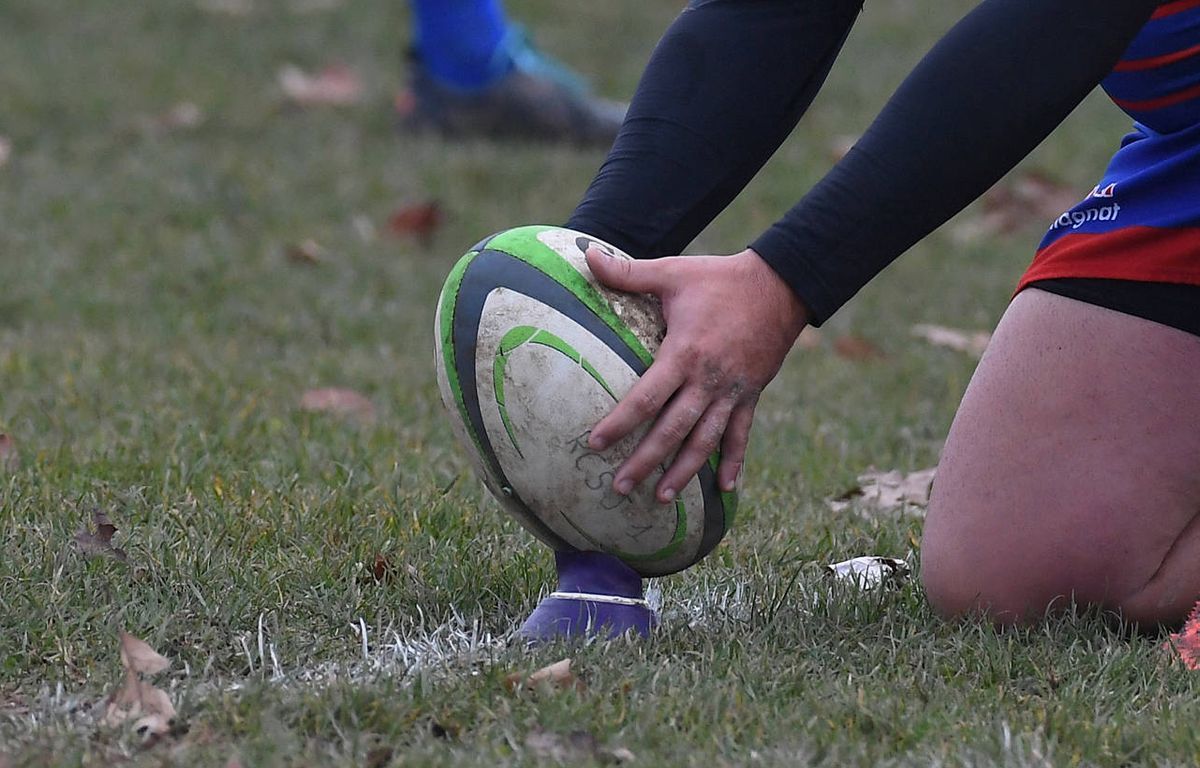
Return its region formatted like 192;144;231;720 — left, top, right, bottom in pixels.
407;0;508;90
920;287;1200;626
398;0;624;145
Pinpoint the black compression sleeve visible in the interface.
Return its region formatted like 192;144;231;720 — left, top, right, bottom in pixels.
566;0;863;260
750;0;1159;324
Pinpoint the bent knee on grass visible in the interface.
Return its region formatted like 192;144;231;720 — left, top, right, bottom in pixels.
919;289;1200;627
920;491;1200;628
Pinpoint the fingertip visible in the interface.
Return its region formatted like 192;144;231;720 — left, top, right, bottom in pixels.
585;245;612;269
718;461;742;493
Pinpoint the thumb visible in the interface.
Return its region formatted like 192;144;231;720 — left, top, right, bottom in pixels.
585;245;664;294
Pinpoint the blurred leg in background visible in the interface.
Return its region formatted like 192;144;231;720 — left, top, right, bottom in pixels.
397;0;625;146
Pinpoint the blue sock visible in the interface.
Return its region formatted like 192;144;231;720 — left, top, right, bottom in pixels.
410;0;513;90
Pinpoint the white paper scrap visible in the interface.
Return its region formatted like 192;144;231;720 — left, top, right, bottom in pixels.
826;556;910;588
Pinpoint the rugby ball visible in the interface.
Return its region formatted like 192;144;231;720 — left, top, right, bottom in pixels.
433;225;736;577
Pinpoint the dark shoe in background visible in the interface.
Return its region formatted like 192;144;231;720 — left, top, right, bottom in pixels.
396;27;625;147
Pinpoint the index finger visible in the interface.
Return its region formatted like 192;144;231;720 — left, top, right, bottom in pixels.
588;352;686;451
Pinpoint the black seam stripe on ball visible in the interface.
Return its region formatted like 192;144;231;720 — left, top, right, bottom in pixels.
453;248;727;568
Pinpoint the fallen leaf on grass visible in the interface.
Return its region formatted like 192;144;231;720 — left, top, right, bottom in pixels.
954;171;1080;242
285;239;325;266
795;326;823;351
505;657;585;693
830;467;937;516
103;632;176;737
365;746;394;768
299;387;376;424
386;201;443;243
525;726;635;764
1165;601;1200;670
833;334;883;361
912;324;991;357
279;63;362;106
120;630;170;675
0;434;17;472
367;553;393;584
430;717;462;740
75;509;129;563
826;556;910;588
0;137;10;169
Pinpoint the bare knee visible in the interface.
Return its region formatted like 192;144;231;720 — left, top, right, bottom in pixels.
919;538;1047;626
920;493;1095;627
922;493;1200;627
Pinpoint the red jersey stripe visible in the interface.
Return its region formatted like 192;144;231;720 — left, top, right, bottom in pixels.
1114;41;1200;71
1021;226;1200;291
1151;0;1200;19
1110;81;1200;111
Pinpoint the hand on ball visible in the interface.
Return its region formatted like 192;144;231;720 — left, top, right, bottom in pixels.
585;246;809;503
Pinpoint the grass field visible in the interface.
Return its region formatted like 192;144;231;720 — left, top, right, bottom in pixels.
3;0;1200;765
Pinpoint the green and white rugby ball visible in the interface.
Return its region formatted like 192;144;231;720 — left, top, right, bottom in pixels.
434;225;736;577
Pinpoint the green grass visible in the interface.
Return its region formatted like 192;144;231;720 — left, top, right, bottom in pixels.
3;0;1199;765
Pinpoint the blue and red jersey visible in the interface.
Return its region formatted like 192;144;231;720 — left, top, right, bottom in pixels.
1021;0;1200;288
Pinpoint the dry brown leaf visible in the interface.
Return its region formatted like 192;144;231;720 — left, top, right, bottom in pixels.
75;509;129;563
120;631;170;675
104;633;175;735
367;553;393;584
285;239;325;266
833;334;883;361
831;467;937;515
104;673;176;733
911;324;991;357
1165;601;1200;670
365;746;394;768
386;201;443;243
529;658;575;685
0;433;17;472
279;63;362;106
0;137;10;169
505;657;585;693
955;170;1081;242
133;709;175;738
525;728;598;762
430;717;462;740
299;387;376;424
524;727;634;764
1010;171;1082;219
795;327;823;351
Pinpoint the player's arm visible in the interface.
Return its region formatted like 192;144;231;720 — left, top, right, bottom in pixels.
585;0;1161;502
750;0;1162;324
567;0;865;260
